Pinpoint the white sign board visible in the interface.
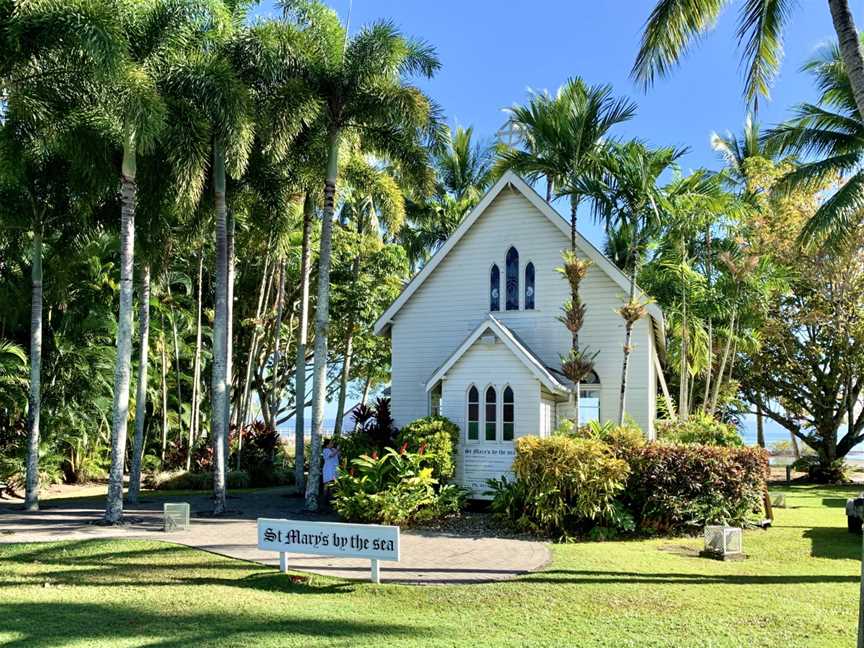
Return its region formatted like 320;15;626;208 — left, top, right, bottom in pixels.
257;518;400;583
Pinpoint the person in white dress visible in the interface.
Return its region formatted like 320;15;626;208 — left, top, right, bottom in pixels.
322;439;340;503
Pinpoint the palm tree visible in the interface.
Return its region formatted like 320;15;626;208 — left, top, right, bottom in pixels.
633;0;864;119
576;141;686;424
501;77;635;428
1;0;120;512
287;4;442;511
766;39;864;248
399;125;494;269
500;78;636;247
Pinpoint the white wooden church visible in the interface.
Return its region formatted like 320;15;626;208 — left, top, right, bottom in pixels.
374;171;666;496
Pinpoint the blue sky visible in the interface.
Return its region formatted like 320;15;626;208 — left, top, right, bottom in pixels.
255;0;836;248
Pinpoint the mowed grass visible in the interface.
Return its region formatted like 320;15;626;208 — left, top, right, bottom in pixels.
0;485;859;647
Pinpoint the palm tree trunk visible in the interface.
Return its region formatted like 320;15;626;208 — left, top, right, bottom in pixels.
678;242;689;422
570;198;581;429
305;129;340;512
224;212;235;478
188;253;203;470
271;259;286;427
828;0;864;122
618;253;639;425
333;254;361;436
166;283;183;451
24;227;43;511
128;263;151;504
238;242;273;429
702;226;713;412
294;195;313;490
104;143;137;524
708;308;737;415
160;324;168;461
211;143;228;514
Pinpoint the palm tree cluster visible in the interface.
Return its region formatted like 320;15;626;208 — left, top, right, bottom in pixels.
0;0;448;518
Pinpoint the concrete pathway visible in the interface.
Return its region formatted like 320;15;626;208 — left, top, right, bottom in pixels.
0;487;550;584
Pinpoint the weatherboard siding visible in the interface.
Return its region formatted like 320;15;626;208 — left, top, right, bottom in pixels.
389;186;656;435
440;339;539;498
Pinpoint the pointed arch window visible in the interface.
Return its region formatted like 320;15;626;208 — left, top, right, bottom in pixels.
503;386;514;441
485;386;497;441
490;265;500;312
525;262;535;310
506;247;519;310
467;386;479;441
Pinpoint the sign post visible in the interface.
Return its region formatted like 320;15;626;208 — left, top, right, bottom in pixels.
257;518;400;583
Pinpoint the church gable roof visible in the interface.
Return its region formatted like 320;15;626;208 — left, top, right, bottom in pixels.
373;171;665;352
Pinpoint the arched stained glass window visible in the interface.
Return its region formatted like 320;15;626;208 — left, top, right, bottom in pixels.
506;247;519;310
467;386;479;441
503;386;514;441
485;386;497;441
490;265;500;312
525;262;535;310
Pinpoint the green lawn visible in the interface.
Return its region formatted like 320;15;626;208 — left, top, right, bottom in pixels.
0;485;859;647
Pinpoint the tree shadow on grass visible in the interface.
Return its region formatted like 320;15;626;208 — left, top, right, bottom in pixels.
518;569;857;586
0;539;359;594
803;526;861;560
0;602;427;648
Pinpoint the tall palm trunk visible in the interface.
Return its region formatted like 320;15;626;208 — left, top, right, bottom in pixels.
569;199;582;428
271;260;286;427
294;195;313;490
128;263;151;504
160;323;168;460
702;226;713;412
238;243;272;430
678;241;689;422
24;227;43;511
618;254;639;425
224;213;235;478
828;0;864;122
211;143;228;515
333;252;361;436
305;129;339;511
104;143;137;524
166;283;183;449
708;307;737;415
188;253;203;470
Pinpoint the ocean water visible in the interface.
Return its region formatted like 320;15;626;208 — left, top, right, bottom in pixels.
739;416;864;458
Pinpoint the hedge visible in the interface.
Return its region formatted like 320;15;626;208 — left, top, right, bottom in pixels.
622;443;769;534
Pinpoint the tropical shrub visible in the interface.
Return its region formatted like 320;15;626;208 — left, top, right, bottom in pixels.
656;412;743;447
623;444;769;534
339;397;399;464
504;436;631;539
396;416;459;480
332;447;466;526
558;419;646;458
